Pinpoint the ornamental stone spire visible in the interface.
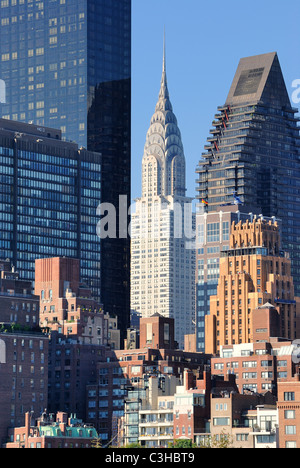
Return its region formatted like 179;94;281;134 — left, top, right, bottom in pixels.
131;39;195;350
142;38;186;199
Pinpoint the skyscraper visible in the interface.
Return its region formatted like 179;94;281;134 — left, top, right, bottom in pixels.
195;204;261;352
0;119;102;300
130;45;195;349
205;216;300;355
196;53;300;295
0;0;131;336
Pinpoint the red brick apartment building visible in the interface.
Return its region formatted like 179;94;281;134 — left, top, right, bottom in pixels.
112;314;211;381
35;257;108;344
0;260;48;447
277;377;300;448
5;411;98;449
87;314;211;445
173;370;238;443
34;257;112;427
211;338;296;396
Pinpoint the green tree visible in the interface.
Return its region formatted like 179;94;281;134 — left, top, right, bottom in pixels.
91;437;102;449
171;439;197;449
199;431;233;449
123;442;143;448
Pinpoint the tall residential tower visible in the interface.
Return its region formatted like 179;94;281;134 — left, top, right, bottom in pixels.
131;46;195;349
196;53;300;295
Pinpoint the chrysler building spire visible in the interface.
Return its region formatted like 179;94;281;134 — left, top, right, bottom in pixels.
142;37;186;199
131;39;195;350
160;28;168;99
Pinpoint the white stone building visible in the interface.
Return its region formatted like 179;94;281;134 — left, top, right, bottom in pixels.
130;44;195;349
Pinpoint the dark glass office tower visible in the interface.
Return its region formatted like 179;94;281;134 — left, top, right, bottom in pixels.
0;0;131;336
0;119;102;302
196;53;300;295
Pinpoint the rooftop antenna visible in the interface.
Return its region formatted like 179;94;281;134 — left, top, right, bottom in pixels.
163;26;166;75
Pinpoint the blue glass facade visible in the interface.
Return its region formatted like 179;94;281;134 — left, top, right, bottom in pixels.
0;0;131;334
0;145;14;257
0;0;87;144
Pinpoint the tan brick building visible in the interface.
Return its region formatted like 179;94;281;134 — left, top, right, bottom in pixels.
205;217;300;354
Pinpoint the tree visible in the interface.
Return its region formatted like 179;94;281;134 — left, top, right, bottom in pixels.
91;437;102;449
171;439;197;449
123;442;143;448
199;431;233;449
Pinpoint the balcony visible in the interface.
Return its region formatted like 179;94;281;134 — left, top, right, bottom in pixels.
250;427;277;436
140;418;173;427
139;432;174;440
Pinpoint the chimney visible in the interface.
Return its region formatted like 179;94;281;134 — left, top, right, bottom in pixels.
56;412;68;435
59;422;67;435
184;369;194;391
24;412;32;448
25;412;30;437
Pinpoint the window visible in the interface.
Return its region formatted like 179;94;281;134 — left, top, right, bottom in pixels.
256;435;274;444
284;392;295;401
214;363;224;370
261;360;272;367
222;221;230;241
243;372;257;379
213;418;230;426
261;372;273;379
285;410;295;419
285;426;296;435
285;441;297;448
243;361;257;368
277;360;287;367
207;223;220;243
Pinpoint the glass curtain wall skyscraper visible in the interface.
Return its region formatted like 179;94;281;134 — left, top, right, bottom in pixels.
0;0;131;336
0;118;102;304
196;53;300;295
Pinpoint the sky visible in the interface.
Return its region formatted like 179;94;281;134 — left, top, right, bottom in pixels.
131;0;300;202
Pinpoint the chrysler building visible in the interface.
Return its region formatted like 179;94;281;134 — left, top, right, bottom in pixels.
131;43;195;349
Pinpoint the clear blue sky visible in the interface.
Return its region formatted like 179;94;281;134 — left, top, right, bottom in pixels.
131;0;300;202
